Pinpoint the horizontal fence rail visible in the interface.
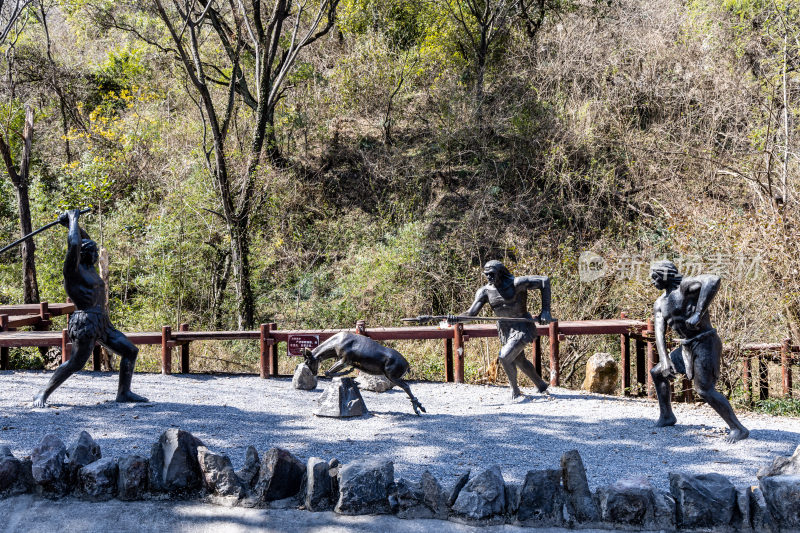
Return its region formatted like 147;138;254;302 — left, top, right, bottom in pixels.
0;306;652;395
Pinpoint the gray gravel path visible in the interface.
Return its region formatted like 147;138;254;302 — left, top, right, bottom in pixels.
2;370;798;492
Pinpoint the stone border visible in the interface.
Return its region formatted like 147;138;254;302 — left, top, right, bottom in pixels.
1;428;798;531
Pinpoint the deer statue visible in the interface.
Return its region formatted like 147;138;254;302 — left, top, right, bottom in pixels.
303;332;426;415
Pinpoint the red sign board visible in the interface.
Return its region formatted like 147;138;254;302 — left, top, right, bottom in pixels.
287;334;320;356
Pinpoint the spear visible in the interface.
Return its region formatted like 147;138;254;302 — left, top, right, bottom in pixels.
402;315;539;325
0;208;92;255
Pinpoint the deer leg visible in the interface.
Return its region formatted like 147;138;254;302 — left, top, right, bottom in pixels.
324;358;351;377
385;374;426;415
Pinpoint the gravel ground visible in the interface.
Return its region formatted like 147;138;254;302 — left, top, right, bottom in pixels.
2;370;799;492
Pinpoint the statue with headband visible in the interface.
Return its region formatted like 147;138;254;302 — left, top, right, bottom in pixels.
458;260;554;400
649;260;748;442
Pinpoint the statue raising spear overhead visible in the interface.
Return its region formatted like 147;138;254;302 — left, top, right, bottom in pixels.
33;209;147;407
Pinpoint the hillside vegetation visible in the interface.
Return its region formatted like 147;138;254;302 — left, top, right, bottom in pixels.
0;0;797;394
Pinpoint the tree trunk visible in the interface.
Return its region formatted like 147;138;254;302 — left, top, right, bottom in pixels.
230;221;254;329
0;105;39;304
15;182;39;304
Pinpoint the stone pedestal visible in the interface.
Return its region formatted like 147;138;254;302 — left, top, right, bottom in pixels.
314;377;367;418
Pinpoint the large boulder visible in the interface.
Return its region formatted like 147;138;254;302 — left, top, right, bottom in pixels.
197;447;245;498
581;353;619;395
79;458;118;501
31;434;69;496
306;457;334;512
314;377;367;418
0;447;33;497
517;469;564;527
451;465;506;522
759;475;800;529
335;458;394;515
117;455;149;501
149;428;205;495
255;447;305;503
68;431;101;467
669;472;737;529
235;446;260;491
758;444;800;478
356;373;394;392
596;476;675;530
292;363;318;390
389;471;448;520
561;449;599;524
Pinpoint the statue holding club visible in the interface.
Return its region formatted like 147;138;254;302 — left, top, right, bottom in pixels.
32;208;147;407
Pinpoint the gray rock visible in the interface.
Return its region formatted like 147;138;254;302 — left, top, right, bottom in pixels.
759;474;800;528
0;448;33;497
390;471;448;520
31;434;69;496
581;353;619;395
67;431;101;467
598;478;649;526
197;447;244;498
596;476;676;530
669;472;736;529
236;446;260;491
292;363;318;390
517;469;564;527
750;486;776;532
255;447;305;502
117;455;149;501
447;470;470;507
652;489;676;530
561;449;599;523
79;458;118;501
355;373;394;392
306;457;333;512
736;486;752;532
451;465;506;522
758;444;800;479
335;458;394;515
314;377;367;418
504;482;521;516
148;428;205;495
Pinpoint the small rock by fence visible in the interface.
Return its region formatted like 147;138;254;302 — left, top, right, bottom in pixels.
1;428;799;531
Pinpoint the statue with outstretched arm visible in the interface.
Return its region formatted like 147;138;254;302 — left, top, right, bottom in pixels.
460;260;554;400
649;260;748;442
33;209;147;407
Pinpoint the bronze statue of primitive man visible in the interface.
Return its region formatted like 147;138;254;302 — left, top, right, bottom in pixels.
459;260;554;400
650;260;749;442
33;209;147;407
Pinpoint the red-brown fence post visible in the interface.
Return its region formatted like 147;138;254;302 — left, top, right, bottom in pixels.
549;320;559;387
444;338;454;383
782;338;792;398
742;352;752;404
161;326;172;375
453;322;464;383
646;319;656;398
61;328;71;363
259;324;269;379
268;323;279;377
0;314;8;370
621;332;630;396
758;352;769;401
180;323;190;374
533;336;542;377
